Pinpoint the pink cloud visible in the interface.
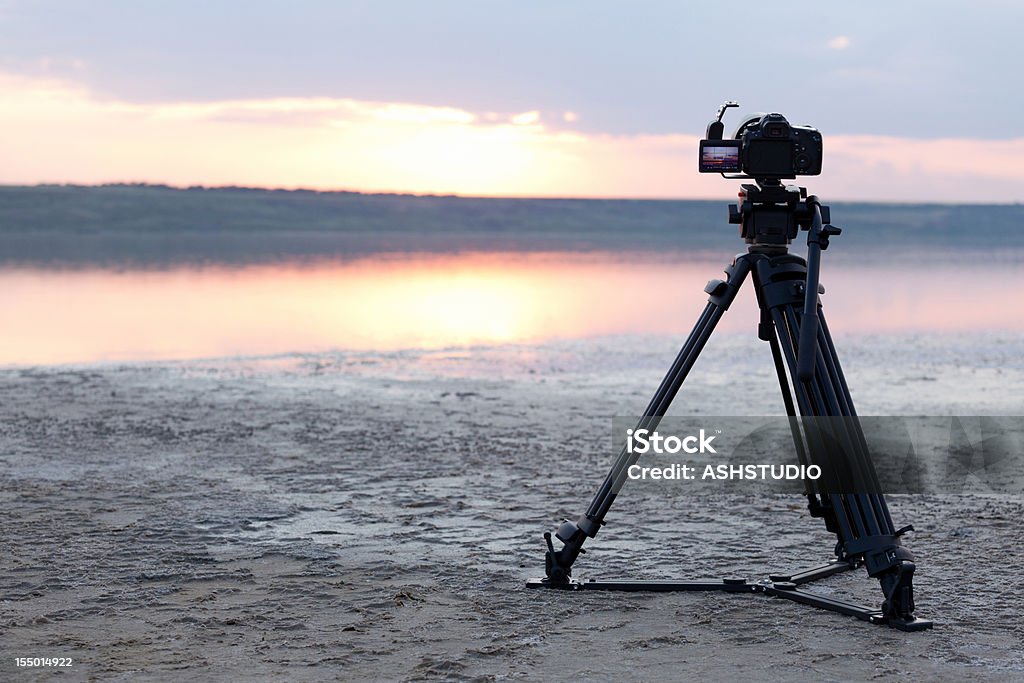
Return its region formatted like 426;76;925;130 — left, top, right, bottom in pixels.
0;71;1020;202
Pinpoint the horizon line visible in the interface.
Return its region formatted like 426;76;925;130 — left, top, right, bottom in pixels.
2;181;1021;208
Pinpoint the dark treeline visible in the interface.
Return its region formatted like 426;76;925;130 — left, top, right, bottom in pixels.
1;184;1021;266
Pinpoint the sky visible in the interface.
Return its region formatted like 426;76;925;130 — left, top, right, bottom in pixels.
1;1;1022;202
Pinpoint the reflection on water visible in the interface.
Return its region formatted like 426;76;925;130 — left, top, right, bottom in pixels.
0;251;1020;366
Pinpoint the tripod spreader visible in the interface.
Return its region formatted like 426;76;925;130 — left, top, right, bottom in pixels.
796;196;841;381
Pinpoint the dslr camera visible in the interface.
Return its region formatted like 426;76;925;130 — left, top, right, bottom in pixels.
698;101;822;179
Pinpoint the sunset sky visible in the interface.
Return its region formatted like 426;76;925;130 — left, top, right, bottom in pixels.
1;1;1021;202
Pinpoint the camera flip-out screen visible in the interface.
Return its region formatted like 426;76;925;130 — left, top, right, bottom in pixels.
699;139;741;173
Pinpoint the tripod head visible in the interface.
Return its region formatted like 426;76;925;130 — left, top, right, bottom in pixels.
728;179;835;248
726;178;842;380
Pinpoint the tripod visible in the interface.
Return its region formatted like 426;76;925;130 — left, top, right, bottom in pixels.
527;180;932;631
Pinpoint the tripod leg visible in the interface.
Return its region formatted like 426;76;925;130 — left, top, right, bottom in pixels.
814;312;921;625
754;255;927;628
541;254;753;583
761;307;828;519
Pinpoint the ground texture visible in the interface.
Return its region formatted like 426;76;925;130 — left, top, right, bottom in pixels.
2;333;1023;681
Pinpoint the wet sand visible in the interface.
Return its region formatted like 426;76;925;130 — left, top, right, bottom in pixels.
1;333;1023;681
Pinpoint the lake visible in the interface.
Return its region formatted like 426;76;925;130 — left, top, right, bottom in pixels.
1;250;1021;366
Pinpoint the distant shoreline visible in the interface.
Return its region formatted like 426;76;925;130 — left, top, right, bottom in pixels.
5;182;1022;207
2;184;1022;266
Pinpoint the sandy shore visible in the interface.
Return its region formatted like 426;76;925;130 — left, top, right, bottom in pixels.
2;333;1023;681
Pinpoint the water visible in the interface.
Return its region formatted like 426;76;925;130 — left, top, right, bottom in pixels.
1;250;1021;366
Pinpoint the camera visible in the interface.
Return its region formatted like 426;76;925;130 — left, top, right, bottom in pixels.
698;102;822;179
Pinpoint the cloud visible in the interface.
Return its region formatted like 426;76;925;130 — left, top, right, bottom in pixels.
37;56;87;71
827;35;851;50
510;110;541;126
563;111;580;123
0;70;1022;201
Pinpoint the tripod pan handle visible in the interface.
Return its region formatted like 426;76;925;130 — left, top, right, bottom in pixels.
797;198;826;382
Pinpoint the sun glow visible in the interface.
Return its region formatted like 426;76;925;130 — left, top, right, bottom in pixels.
3;70;1024;200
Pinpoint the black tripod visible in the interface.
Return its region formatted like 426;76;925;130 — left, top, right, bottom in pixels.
527;180;932;631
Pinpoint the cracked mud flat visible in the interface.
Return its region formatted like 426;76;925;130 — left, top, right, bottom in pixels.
1;332;1023;681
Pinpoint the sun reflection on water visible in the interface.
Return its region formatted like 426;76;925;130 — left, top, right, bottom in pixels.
0;251;1019;366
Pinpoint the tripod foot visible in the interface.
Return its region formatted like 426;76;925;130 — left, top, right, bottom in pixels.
878;559;923;624
543;530;581;585
884;615;934;632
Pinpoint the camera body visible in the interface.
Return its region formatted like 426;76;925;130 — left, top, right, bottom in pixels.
699;111;822;179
